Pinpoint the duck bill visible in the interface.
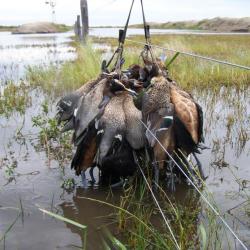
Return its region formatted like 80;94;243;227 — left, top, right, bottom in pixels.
126;88;138;97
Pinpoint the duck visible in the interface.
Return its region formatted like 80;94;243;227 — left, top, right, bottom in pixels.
71;77;144;187
56;76;103;133
138;60;204;189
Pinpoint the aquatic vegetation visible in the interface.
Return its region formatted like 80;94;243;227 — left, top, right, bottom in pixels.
61;178;75;190
81;177;227;250
31;100;73;167
0;81;31;117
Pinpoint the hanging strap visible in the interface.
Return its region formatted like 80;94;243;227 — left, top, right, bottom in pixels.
104;0;135;72
139;0;156;63
140;0;150;42
121;0;135;45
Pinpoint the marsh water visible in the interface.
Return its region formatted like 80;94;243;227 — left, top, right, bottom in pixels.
0;29;249;249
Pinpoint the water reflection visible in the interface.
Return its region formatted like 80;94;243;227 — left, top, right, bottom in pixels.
60;187;119;250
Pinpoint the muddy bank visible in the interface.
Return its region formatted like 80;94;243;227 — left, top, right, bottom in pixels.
12;22;71;34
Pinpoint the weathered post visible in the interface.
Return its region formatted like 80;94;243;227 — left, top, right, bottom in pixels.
80;0;89;42
76;15;81;40
74;21;78;37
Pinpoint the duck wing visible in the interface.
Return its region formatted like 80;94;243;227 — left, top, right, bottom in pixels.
145;104;174;148
71;120;98;176
122;94;145;150
73;78;108;144
170;85;202;144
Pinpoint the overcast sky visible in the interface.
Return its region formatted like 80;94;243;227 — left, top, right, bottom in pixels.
0;0;249;26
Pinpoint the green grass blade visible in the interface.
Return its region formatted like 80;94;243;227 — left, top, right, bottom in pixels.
39;208;87;229
39;208;87;250
199;223;207;250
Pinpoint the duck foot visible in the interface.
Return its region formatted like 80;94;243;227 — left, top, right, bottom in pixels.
89;166;96;184
166;161;176;192
110;178;127;189
81;171;89;189
153;163;159;191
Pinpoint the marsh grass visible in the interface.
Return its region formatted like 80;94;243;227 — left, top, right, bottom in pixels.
26;35;250;99
94;34;250;90
81;175;227;250
26;41;102;96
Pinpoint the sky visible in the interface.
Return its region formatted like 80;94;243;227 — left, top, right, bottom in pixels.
0;0;249;26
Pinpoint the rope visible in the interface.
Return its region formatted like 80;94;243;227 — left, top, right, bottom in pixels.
126;39;250;71
139;119;248;250
133;152;181;250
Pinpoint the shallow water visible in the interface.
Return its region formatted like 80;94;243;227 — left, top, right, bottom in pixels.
89;27;250;38
0;31;76;84
0;31;249;249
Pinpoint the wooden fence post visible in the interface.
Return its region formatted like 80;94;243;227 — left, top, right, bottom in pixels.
80;0;89;42
74;21;78;37
76;15;81;40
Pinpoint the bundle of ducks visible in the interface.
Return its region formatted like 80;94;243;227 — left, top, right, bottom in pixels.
57;58;205;190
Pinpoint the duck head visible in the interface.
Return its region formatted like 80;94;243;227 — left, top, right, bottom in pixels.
56;93;81;132
56;93;81;122
139;59;161;88
99;78;138;109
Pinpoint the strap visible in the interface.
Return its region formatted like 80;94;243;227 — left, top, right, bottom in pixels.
139;0;155;63
121;0;135;44
104;0;135;73
140;0;150;42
